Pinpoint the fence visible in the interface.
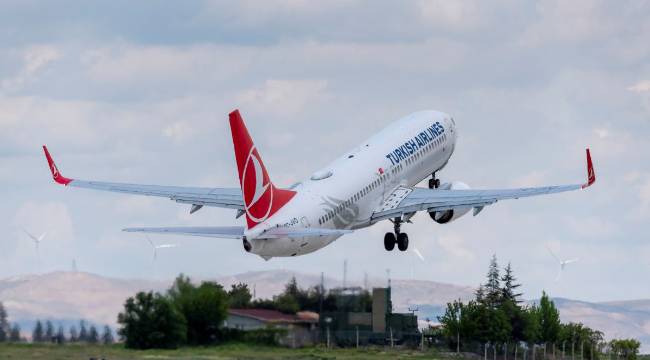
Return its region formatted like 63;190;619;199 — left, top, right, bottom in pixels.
313;329;612;360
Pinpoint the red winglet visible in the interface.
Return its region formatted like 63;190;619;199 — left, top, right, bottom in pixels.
42;146;73;186
581;148;595;189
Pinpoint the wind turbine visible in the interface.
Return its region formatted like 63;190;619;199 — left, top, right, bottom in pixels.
21;228;47;252
546;245;579;281
146;235;178;262
21;228;46;272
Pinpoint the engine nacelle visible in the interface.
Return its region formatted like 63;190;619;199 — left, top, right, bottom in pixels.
429;181;472;224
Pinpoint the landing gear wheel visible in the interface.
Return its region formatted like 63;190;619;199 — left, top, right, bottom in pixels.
397;233;409;251
428;173;441;189
384;233;396;251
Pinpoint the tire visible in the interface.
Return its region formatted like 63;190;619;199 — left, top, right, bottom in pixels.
384;232;396;251
397;233;409;251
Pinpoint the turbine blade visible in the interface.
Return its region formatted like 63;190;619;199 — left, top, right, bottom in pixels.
564;258;579;264
21;228;38;242
156;244;178;249
412;248;425;262
546;244;561;264
38;232;47;242
145;235;154;248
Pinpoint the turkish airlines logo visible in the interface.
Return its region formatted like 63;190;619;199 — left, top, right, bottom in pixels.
50;162;60;178
241;146;274;224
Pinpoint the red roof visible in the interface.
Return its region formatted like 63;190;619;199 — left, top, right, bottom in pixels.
228;308;316;323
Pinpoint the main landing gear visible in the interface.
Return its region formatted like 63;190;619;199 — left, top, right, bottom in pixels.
384;217;409;252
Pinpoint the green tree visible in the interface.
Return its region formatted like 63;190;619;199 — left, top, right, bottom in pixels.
522;305;541;343
45;320;54;341
168;276;228;345
56;325;65;344
101;325;114;345
32;320;44;342
501;262;523;303
500;299;528;342
0;301;8;342
485;255;502;308
274;293;300;314
559;322;604;359
118;291;187;349
9;324;21;342
475;284;486;304
68;325;78;342
538;291;561;343
79;320;88;342
610;339;641;360
88;325;99;344
438;300;463;349
228;283;253;308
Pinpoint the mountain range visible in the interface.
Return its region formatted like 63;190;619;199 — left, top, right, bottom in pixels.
0;270;647;353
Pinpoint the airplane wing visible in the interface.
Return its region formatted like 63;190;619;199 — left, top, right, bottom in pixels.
43;146;244;211
123;226;352;240
372;149;595;222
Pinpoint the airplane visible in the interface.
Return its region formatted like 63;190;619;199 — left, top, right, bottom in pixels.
43;109;596;260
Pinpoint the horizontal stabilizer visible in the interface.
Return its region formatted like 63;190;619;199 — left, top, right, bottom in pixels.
123;226;245;239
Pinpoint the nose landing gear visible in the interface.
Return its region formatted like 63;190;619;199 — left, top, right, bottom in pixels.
429;172;441;189
384;217;409;252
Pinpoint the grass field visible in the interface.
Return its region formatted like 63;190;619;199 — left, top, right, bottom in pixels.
0;343;448;360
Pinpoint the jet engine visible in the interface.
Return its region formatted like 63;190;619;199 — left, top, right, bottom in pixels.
429;181;471;224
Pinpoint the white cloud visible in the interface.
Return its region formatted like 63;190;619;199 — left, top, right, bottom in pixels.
627;80;650;93
163;121;195;143
436;232;476;262
1;45;62;93
593;127;609;139
236;79;329;116
417;0;481;30
520;0;614;45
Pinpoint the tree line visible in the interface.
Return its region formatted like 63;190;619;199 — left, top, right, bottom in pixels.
0;301;21;342
437;255;641;360
31;320;114;345
0;301;113;344
118;273;370;349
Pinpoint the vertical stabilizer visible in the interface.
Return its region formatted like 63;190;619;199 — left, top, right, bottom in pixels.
229;110;296;229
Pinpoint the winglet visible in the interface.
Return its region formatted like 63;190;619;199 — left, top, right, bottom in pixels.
581;148;595;189
42;146;73;186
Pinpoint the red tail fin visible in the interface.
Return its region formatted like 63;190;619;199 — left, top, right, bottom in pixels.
229;110;296;229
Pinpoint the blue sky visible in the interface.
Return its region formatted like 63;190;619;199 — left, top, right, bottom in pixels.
1;0;649;301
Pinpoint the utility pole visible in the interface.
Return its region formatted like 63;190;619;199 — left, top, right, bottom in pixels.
319;272;324;315
456;300;461;354
356;326;359;349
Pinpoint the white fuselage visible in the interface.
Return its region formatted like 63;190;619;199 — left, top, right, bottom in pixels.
245;111;457;258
